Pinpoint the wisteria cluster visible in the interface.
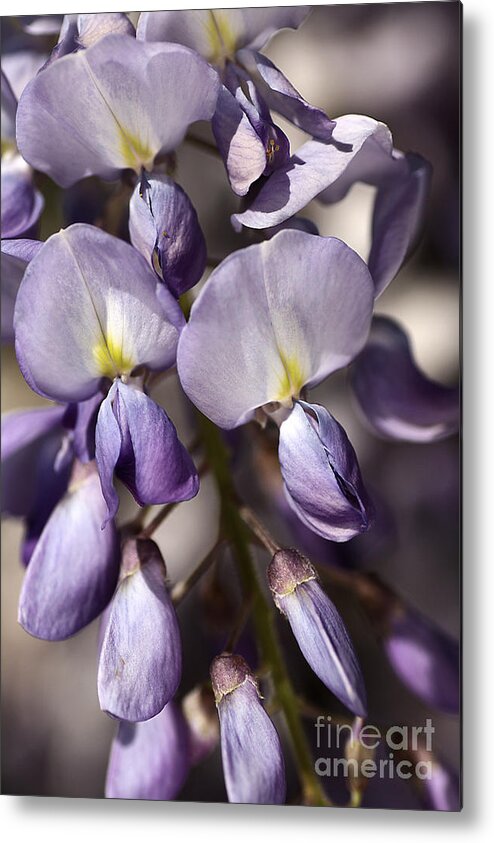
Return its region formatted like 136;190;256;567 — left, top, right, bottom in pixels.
1;9;459;807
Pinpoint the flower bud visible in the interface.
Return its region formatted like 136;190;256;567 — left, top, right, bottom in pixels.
98;537;181;722
182;686;219;766
268;549;367;717
210;653;286;804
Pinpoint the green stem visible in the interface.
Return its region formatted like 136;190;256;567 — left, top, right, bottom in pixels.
197;413;330;806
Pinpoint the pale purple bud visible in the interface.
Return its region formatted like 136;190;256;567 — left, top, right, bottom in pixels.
210;653;286;804
182;686;219;766
268;549;367;716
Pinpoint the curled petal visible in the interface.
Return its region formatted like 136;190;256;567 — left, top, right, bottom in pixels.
1;155;44;239
232;115;392;230
177;230;374;429
384;606;460;714
14;224;184;403
95;380;199;523
137;8;309;61
239;50;335;140
268;550;367;716
18;461;120;640
106;701;190;800
351;317;459;442
211;654;286;804
98;538;182;721
129;174;206;296
16;34;220;186
278;401;373;542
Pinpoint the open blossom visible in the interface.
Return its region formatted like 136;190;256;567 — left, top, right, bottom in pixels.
211;653;286;804
138;7;334;196
16;33;220;186
178;229;374;540
14;223;198;519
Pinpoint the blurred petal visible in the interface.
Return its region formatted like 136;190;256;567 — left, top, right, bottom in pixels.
95;381;199;522
178;230;374;428
1;155;44;239
14;224;184;403
422;757;460;811
1;239;42;343
106;702;190;800
1;405;65;463
211;653;286;804
384;606;460;714
137;8;309;61
182;686;219;766
17;34;219;186
1;69;18;141
98;538;181;721
279;401;373;542
129;174;206;296
232;115;392;230
18;461;120;640
351;317;459;442
240;50;335;140
268;549;367;716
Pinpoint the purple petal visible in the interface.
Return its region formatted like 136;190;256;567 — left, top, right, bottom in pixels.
239;50;335;140
129;174;206;297
95;380;199;522
62;391;104;463
268;551;367;716
137;8;309;60
211;654;286;804
1;69;18;141
384;607;459;714
177;230;374;429
232;115;392;230
1;155;44;239
278;401;374;542
14;224;184;403
182;686;219;766
98;538;182;721
106;701;190;800
18;461;120;640
76;13;135;48
351;316;459;442
422;758;460;811
16;34;219;186
1;404;65;463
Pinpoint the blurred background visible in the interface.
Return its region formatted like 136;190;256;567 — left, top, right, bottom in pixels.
1;3;460;805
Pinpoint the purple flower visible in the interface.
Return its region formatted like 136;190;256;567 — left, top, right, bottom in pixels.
278;401;374;542
98;537;181;722
1;238;42;342
13;224;198;519
211;653;286;804
16;34;220;186
138;8;334;196
105;701;190;800
268;549;367;716
351;316;459;442
129;173;206;297
1;154;44;239
18;460;120;640
178;230;374;429
384;606;459;714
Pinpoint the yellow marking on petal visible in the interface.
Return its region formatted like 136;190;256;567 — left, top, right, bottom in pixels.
276;353;306;405
93;332;134;379
118;129;154;173
207;11;238;65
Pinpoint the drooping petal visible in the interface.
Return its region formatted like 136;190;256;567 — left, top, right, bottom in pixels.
232;115;392;230
129;174;206;297
16;34;220;186
384;606;460;714
1;154;44;239
105;701;190;800
211;653;286;805
351;317;459;442
95;380;199;523
177;230;374;428
239;50;335;141
278;401;373;542
268;549;367;716
137;8;309;62
98;538;182;722
14;224;184;403
18;461;120;640
368;153;432;296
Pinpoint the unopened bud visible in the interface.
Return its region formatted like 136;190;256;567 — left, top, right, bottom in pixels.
210;653;257;705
